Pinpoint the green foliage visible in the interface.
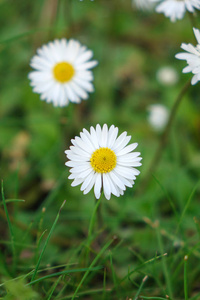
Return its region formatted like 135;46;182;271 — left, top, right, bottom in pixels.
3;279;39;300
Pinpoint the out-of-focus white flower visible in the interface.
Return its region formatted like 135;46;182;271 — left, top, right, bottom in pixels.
65;124;142;200
148;104;169;131
151;0;200;22
175;28;200;85
133;0;155;10
156;66;179;86
29;39;98;107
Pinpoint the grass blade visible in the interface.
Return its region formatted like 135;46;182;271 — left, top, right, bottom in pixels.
133;275;148;300
31;200;66;282
176;181;200;233
152;175;179;220
156;221;173;299
71;238;113;300
184;255;188;300
1;180;16;273
46;275;62;300
140;297;171;300
28;266;103;286
0;199;25;205
120;252;167;284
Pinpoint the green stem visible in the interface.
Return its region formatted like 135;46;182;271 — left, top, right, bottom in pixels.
142;79;191;189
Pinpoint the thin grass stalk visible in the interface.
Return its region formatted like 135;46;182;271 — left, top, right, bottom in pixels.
103;267;107;300
109;251;120;299
46;275;62;300
119;252;167;285
141;297;172;300
31;200;66;282
1;181;16;273
133;275;148;300
28;266;103;286
176;180;200;234
71;239;113;300
155;222;173;299
184;255;189;300
152;175;179;220
193;217;200;239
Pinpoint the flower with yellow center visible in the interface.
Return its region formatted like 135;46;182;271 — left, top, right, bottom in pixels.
65;124;142;200
28;39;98;107
53;62;75;83
151;0;200;22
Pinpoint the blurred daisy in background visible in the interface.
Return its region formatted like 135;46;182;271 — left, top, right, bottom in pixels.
176;28;200;85
133;0;155;10
151;0;200;22
65;124;142;200
156;66;179;86
148;104;169;131
29;39;98;107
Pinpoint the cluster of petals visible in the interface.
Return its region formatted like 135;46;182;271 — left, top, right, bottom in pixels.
148;104;169;131
29;39;98;107
151;0;200;22
176;28;200;85
65;124;142;200
133;0;155;10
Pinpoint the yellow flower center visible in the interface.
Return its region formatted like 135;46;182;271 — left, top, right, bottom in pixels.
90;147;117;173
53;62;75;83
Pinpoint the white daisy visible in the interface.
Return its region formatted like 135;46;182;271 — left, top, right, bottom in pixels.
147;104;169;131
28;39;98;107
175;28;200;85
65;124;142;200
151;0;200;22
156;66;179;86
133;0;155;11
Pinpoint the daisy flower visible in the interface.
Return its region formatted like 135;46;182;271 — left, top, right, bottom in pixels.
147;104;169;131
156;66;179;86
151;0;200;22
175;28;200;85
28;39;98;107
65;124;142;200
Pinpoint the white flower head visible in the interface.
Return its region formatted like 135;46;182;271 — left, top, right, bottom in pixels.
28;39;98;107
151;0;200;22
175;28;200;85
148;104;169;131
133;0;155;11
65;124;142;200
156;66;179;86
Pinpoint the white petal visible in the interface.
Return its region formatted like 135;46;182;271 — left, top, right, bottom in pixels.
94;173;102;199
116;143;138;156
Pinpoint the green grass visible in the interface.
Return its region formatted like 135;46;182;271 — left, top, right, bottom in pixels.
0;0;200;299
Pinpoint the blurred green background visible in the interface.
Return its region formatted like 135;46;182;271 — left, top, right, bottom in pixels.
0;0;200;299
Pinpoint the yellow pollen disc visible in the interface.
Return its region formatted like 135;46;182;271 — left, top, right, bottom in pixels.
53;62;75;83
90;147;117;173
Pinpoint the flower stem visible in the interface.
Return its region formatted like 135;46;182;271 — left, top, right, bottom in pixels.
142;79;191;189
187;11;197;29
